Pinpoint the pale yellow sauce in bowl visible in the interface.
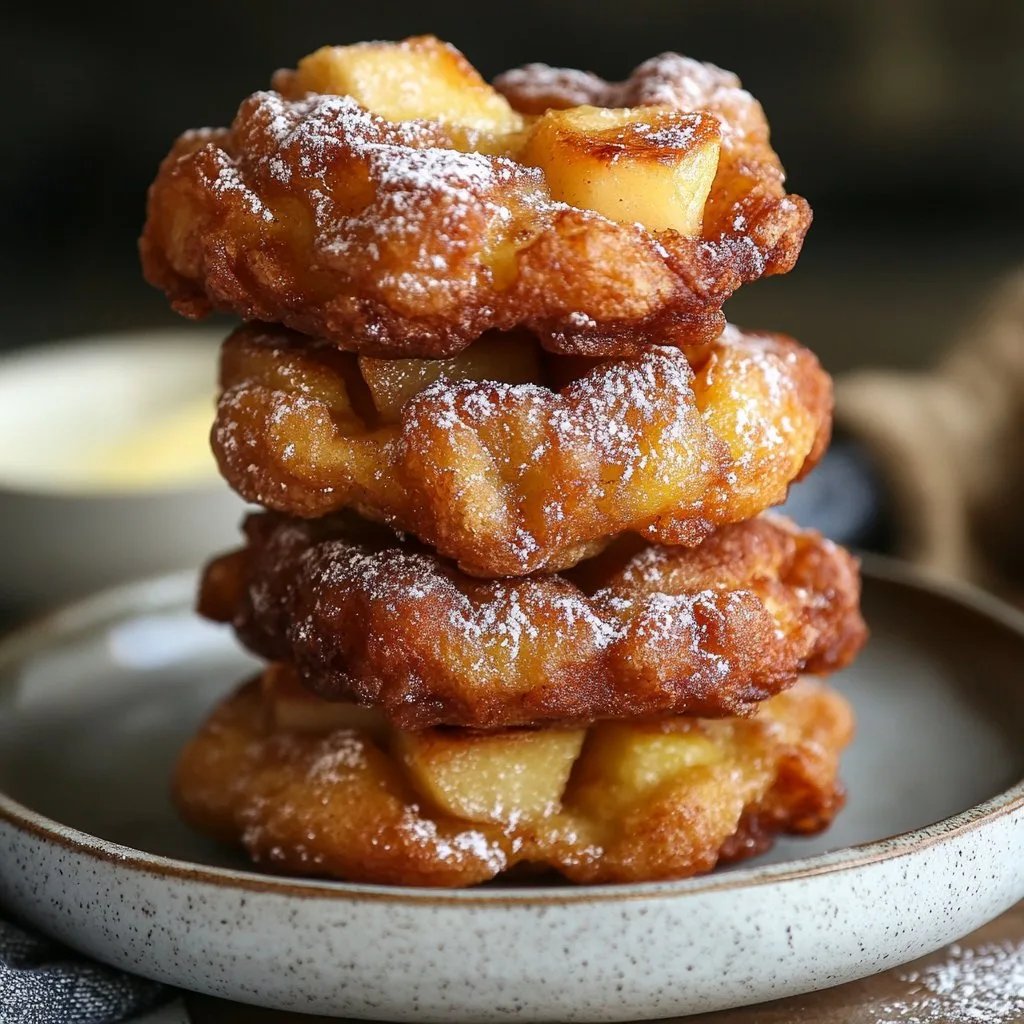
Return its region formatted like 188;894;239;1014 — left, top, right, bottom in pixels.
0;329;244;607
0;331;224;495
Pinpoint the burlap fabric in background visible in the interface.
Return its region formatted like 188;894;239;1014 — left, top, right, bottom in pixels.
838;270;1024;601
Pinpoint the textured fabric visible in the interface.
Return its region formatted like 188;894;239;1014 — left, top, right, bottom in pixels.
0;919;168;1023
836;269;1024;600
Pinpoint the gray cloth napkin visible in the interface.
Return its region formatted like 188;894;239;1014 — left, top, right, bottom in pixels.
0;919;168;1023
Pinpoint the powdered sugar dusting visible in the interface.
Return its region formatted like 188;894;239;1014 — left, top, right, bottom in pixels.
214;90;555;300
877;942;1024;1023
495;52;752;149
401;334;811;561
493;64;611;109
404;345;709;557
603;113;708;156
622;54;751;147
305;539;622;661
397;812;507;872
306;734;368;782
275;519;797;697
701;328;808;494
207;155;276;222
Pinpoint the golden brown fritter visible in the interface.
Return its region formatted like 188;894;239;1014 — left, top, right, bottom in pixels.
198;513;866;730
140;37;810;357
212;323;831;578
173;671;853;887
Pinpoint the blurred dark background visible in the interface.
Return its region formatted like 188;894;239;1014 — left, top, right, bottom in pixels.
3;0;1022;372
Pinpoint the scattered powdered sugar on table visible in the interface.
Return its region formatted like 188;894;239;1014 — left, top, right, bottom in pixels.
876;942;1024;1023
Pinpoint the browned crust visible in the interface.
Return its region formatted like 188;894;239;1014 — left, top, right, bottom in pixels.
173;675;853;887
198;514;866;730
139;41;810;357
211;323;832;578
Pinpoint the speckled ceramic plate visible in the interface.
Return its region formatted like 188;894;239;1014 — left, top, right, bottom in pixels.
1;563;1023;1022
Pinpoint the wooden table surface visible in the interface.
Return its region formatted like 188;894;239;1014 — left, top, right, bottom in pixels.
184;901;1024;1023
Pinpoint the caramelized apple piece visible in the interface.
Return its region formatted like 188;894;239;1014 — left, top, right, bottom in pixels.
519;106;721;235
289;37;523;134
569;721;724;817
396;727;585;824
358;331;543;423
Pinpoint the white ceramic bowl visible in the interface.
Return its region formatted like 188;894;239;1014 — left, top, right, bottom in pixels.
0;563;1022;1021
0;329;244;608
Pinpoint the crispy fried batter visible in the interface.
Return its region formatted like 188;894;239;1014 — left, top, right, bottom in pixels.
173;672;852;886
140;37;810;357
212;323;831;577
198;513;866;730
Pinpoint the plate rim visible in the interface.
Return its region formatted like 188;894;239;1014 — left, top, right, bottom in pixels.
1;558;1023;906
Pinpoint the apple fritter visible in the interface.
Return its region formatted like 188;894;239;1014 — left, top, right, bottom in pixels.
140;36;810;357
212;322;831;578
173;671;853;887
198;513;866;730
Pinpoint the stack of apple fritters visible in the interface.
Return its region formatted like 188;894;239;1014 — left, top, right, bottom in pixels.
142;36;866;887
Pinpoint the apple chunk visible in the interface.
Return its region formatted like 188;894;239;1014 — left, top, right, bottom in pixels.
519;106;721;235
290;37;523;134
569;721;724;817
358;330;543;424
396;727;586;824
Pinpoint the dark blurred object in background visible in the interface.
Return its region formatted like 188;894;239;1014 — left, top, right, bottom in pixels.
3;0;1022;372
